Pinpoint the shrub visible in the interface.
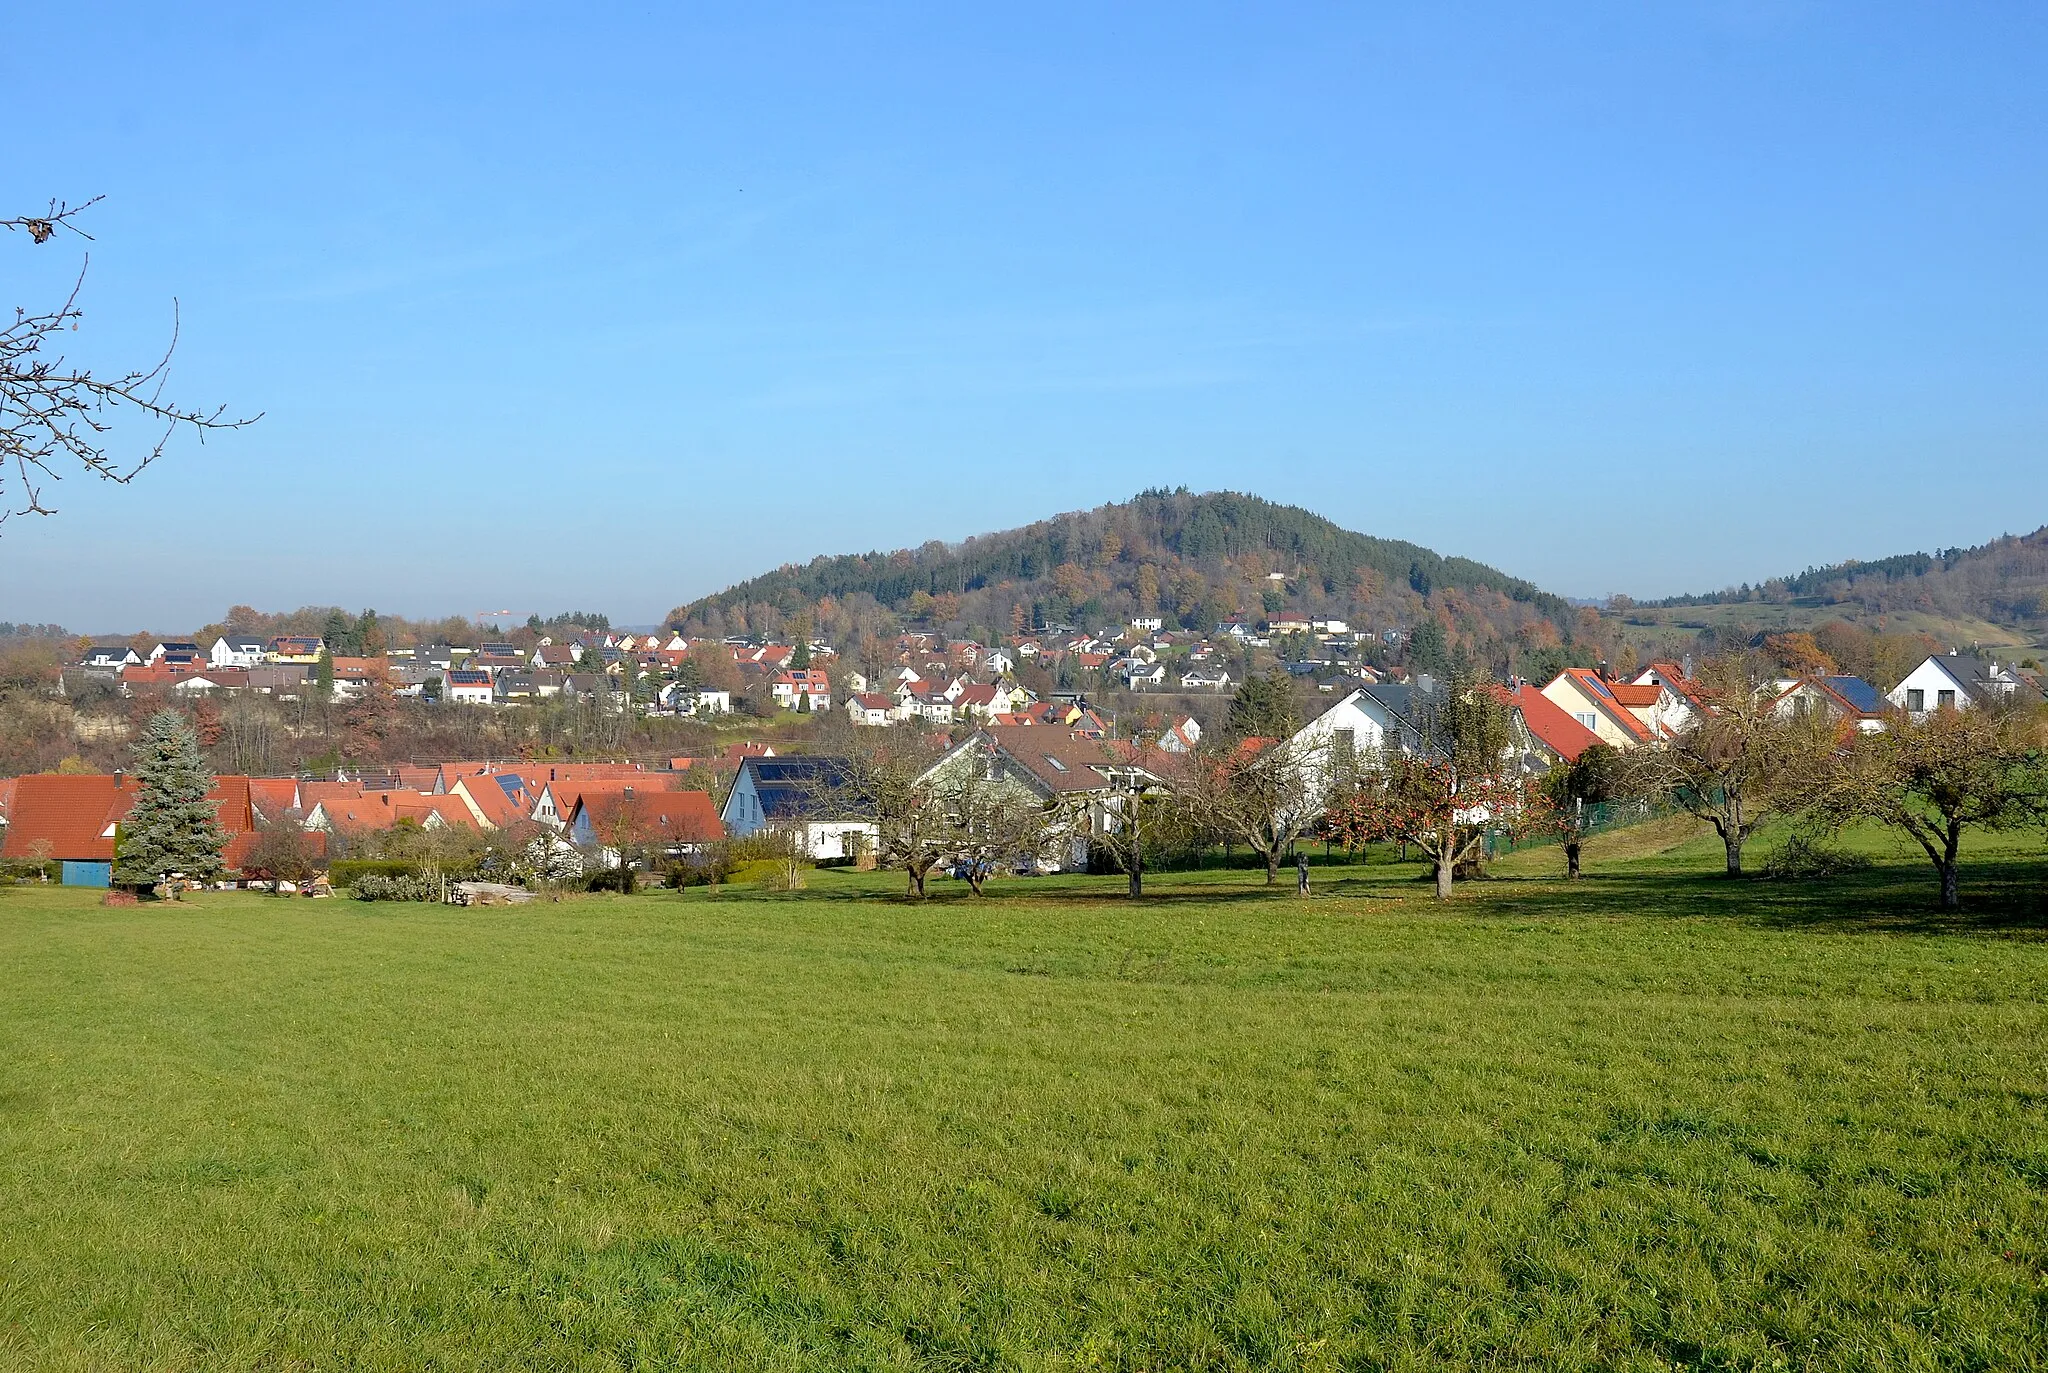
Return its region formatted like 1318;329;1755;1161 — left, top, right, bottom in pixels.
1762;834;1874;880
350;873;439;902
0;859;60;885
328;859;421;889
585;866;636;894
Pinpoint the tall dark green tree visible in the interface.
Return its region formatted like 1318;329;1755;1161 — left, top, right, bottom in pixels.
1225;669;1301;740
114;710;226;890
314;647;335;701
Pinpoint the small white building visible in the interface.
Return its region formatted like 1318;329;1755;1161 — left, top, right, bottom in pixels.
209;636;266;669
445;670;495;706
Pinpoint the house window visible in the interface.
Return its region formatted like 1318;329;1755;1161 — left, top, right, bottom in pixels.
1332;728;1355;765
1905;689;1924;711
1575;712;1597;730
1937;689;1956;710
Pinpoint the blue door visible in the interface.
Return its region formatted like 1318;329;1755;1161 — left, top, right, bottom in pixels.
60;861;112;888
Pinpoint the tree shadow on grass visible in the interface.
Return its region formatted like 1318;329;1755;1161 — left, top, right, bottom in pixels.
1470;861;2048;939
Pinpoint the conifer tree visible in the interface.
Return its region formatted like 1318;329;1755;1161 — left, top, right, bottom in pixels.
114;710;226;891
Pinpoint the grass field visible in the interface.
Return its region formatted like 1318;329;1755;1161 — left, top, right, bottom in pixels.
2;826;2046;1370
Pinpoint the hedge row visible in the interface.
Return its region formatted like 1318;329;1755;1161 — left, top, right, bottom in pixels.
327;859;425;889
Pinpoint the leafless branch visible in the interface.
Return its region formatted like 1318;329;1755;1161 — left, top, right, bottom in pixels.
4;197;258;525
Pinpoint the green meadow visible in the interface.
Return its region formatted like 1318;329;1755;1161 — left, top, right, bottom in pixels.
2;825;2046;1371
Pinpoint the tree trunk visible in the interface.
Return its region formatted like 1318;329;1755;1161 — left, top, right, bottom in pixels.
1129;863;1143;899
1722;832;1743;876
1565;840;1582;879
1434;859;1454;900
1263;851;1279;885
1938;823;1962;912
907;866;926;898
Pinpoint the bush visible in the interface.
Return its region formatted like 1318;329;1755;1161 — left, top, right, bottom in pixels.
350;873;439;902
328;859;421;889
585;866;636;894
0;859;60;885
1763;834;1874;880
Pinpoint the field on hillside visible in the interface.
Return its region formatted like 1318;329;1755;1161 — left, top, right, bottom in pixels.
2;831;2046;1371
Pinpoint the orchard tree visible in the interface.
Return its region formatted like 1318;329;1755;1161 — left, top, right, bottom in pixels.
1322;673;1543;898
1823;700;2048;912
1626;653;1835;876
1174;734;1327;885
243;819;320;894
113;709;227;892
4;198;253;526
1541;742;1622;879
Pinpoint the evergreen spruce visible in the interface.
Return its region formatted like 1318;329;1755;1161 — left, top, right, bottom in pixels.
315;647;335;700
114;710;227;889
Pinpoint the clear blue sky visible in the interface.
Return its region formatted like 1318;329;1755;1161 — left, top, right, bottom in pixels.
4;2;2044;631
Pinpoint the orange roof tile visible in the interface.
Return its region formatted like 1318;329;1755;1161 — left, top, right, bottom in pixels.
1514;685;1602;763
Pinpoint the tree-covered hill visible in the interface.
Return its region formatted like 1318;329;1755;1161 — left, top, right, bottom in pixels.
666;490;1586;673
1647;526;2048;630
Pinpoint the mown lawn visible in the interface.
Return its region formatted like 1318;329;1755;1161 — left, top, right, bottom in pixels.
1;830;2045;1371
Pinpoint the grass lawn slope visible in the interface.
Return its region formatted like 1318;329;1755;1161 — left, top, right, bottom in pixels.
2;832;2046;1370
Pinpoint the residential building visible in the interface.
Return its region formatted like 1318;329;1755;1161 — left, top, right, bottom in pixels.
1886;652;2044;716
209;636;266;668
719;756;873;859
1766;676;1889;733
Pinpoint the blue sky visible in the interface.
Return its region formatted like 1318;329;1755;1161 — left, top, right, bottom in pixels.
4;2;2044;631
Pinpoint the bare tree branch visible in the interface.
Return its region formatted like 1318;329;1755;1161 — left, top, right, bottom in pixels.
4;196;258;526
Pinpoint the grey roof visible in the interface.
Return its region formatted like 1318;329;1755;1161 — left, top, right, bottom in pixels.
1824;676;1885;714
735;756;853;820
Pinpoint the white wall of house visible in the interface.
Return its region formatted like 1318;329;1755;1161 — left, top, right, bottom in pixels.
1885;656;2008;714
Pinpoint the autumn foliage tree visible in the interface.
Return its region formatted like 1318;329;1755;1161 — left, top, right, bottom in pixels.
1321;673;1544;898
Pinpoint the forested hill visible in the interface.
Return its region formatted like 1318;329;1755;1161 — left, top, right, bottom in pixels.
1647;525;2048;629
668;490;1579;661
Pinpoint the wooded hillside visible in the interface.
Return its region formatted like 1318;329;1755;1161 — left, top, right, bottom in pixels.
1650;526;2048;629
666;489;1593;674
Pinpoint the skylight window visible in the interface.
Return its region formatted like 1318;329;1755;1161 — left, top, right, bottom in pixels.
1043;755;1069;772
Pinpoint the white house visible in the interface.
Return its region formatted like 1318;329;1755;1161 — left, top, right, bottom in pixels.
445;669;495;706
1766;676;1889;733
983;650;1016;675
1886;653;2041;716
1158;716;1203;753
1180;667;1233;692
845;692;900;727
719;756;876;859
83;644;141;670
1121;660;1167;691
148;640;203;664
209;636;266;668
659;685;731;716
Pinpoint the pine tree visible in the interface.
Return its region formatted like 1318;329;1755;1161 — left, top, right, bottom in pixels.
114;710;227;891
315;647;335;701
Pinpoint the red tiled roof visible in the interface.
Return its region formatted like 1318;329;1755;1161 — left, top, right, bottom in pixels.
1607;682;1662;709
248;778;300;820
570;789;723;845
0;775;124;861
1513;685;1602;763
3;774;258;863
